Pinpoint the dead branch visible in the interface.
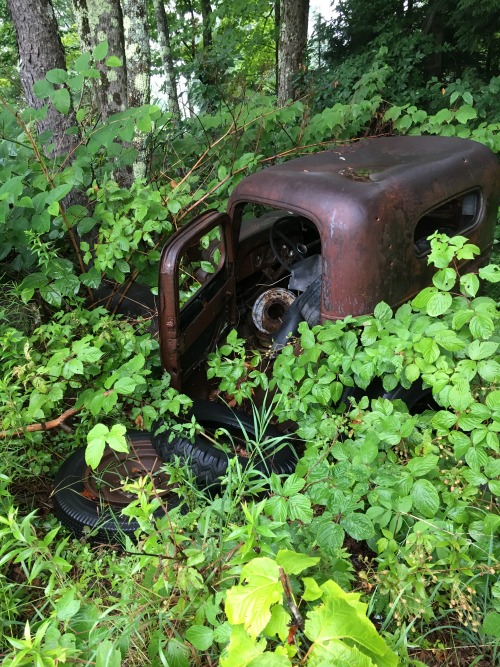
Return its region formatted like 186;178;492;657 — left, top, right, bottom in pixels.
0;390;114;439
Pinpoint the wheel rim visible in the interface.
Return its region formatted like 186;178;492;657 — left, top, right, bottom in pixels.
82;436;172;507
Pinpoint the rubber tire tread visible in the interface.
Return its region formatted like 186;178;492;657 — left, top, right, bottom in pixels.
299;275;321;327
53;432;180;543
152;401;297;488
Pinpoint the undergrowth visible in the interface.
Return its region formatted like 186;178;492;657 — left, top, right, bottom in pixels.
0;45;499;667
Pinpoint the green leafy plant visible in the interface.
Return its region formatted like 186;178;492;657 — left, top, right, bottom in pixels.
221;550;397;666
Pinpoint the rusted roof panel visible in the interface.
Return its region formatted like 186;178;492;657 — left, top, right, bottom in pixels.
228;136;499;319
228;136;498;224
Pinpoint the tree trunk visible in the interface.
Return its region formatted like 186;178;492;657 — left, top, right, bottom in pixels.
275;0;280;95
200;0;213;51
73;0;128;119
277;0;309;107
122;0;150;109
6;0;76;154
152;0;181;122
423;0;445;80
199;0;217;96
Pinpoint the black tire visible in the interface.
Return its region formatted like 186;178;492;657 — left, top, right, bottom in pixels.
53;432;180;542
152;401;298;488
299;275;321;327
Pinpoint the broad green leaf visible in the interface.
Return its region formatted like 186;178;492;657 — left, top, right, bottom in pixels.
40;283;62;308
404;363;420;383
340;513;374;541
288;494;313;522
220;625;290;667
479;264;500;283
47;200;60;216
47;183;73;204
74;344;103;363
431;410;457;431
167;198;181;214
468;340;498;361
55;589;81;621
452;309;473;330
374;302;392;322
414;338;440;364
464;446;487;472
432;268;456;291
46;68;68;84
185;625;213;651
300;328;315;350
463;468;488;487
460;273;479;297
302;577;323;601
51;88;71;115
63;358;84;378
264;495;287;522
412;287;436;310
305;591;396;662
96;640;121;667
105;56;122;67
469;313;494;340
137;113;152;133
312;516;345;556
488;480;500;496
282;474;305;496
448;384;473;412
86;423;109;469
93;41;109;61
478;360;500;383
74;52;91;72
107;424;128;453
33;78;54;99
312;383;330;405
426;291;452;317
411;479;440;518
67;73;84;92
486;390;500;411
482;612;500;639
276;550;319;576
384;106;401;122
264;604;290;642
435;329;466;352
455;104;477;124
225;558;282;637
114;377;137;395
406;454;439;477
78;217;98;234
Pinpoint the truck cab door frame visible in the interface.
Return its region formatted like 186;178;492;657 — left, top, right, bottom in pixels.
158;210;235;392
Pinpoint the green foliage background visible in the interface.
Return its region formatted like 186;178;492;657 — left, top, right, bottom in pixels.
0;0;499;664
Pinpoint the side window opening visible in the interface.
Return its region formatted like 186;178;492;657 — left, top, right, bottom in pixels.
414;190;481;256
178;226;224;307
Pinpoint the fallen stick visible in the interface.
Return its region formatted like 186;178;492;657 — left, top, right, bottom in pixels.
0;390;114;438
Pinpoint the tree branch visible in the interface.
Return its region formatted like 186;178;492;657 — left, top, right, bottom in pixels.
0;390;114;438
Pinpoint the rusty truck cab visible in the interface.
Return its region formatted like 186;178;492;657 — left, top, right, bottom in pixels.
159;136;499;393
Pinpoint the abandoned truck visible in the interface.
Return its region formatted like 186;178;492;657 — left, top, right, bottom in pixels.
54;135;500;540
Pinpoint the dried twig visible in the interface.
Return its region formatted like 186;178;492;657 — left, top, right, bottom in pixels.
0;390;114;439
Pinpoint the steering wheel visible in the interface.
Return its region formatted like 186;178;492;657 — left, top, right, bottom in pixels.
269;216;319;270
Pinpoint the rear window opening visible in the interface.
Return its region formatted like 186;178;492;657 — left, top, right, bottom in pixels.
414;190;481;256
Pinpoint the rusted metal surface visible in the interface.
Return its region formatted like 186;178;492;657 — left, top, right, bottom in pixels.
252;288;296;334
159;136;500;390
229;136;499;320
158;210;236;390
83;435;169;506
